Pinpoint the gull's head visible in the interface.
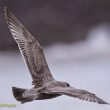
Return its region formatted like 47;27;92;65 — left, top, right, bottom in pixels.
58;81;70;87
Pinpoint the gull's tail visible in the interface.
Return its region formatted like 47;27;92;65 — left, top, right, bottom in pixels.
12;87;27;104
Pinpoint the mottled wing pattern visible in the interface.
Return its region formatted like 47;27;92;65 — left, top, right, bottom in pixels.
4;7;54;87
46;87;109;104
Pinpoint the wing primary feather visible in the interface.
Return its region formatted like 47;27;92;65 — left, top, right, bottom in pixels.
4;7;54;87
47;87;109;105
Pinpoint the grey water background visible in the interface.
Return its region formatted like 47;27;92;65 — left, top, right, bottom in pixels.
0;26;110;110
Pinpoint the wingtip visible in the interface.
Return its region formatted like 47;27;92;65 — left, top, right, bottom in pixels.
105;102;110;105
4;6;11;16
4;6;8;12
4;6;12;24
4;6;9;19
107;102;110;105
99;101;110;105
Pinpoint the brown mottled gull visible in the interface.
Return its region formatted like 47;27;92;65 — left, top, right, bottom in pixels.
4;7;109;105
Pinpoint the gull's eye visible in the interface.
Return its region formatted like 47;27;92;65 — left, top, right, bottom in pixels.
66;83;70;87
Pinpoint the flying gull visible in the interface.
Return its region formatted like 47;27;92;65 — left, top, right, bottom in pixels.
4;7;109;105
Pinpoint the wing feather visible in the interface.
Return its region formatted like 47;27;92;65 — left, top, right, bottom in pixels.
46;87;109;104
4;7;54;87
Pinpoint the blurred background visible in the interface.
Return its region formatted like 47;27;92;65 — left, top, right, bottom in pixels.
0;0;110;110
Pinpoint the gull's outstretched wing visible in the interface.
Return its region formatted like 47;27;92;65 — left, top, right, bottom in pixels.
4;7;54;87
44;87;109;104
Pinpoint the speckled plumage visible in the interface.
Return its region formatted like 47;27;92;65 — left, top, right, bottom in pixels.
4;7;109;105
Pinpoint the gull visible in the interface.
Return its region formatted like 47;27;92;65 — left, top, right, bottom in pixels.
4;7;109;105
